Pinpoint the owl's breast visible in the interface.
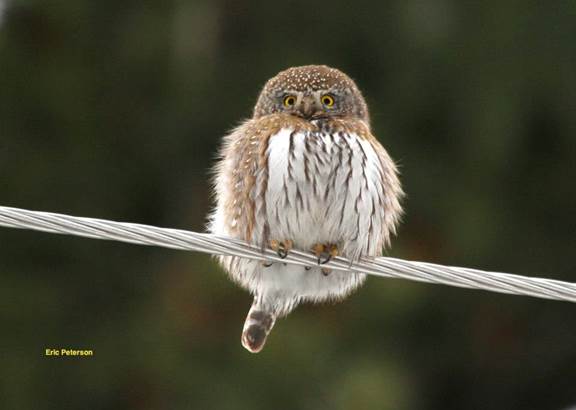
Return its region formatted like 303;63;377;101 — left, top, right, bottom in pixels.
263;128;388;258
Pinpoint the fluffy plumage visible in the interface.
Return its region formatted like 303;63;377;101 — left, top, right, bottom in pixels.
209;65;403;353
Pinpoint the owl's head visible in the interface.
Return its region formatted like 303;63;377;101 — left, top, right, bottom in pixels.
253;65;370;125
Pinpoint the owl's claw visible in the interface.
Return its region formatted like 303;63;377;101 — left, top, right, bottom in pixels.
262;261;274;268
270;239;293;259
311;243;339;275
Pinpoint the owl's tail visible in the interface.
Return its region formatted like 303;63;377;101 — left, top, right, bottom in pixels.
241;297;276;353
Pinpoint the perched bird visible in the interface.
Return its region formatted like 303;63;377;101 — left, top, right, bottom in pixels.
209;65;403;353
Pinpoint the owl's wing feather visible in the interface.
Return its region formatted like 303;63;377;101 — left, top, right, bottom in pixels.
365;133;404;249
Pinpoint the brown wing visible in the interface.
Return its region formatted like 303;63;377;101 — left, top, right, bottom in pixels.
365;132;404;249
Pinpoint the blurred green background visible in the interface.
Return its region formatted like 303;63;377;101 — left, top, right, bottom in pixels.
1;1;576;409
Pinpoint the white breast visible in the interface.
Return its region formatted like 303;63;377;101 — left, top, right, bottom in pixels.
262;128;387;261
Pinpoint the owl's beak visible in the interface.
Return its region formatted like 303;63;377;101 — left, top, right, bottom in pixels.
298;96;321;119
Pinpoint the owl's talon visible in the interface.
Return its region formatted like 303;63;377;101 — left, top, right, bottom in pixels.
262;261;273;268
270;239;293;259
312;243;339;274
312;243;325;264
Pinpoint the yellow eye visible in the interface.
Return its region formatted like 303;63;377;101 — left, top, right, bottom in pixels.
321;95;335;107
283;96;296;107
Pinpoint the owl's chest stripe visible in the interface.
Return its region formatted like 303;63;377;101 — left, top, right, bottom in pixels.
287;131;296;180
303;136;311;185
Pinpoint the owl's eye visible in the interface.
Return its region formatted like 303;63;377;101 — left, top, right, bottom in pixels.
321;95;335;107
283;96;296;107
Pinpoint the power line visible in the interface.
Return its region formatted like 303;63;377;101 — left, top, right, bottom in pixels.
0;205;575;303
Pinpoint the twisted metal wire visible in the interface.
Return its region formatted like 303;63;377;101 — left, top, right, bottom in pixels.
0;205;575;303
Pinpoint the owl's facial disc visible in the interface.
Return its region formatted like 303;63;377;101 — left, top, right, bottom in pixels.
282;92;338;120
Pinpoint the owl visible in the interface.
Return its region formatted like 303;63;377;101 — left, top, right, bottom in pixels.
209;65;403;353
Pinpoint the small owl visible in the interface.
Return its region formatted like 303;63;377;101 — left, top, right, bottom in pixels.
209;65;403;353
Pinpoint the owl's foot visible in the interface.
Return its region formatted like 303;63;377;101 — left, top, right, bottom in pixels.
311;243;339;276
262;239;292;268
270;239;293;259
